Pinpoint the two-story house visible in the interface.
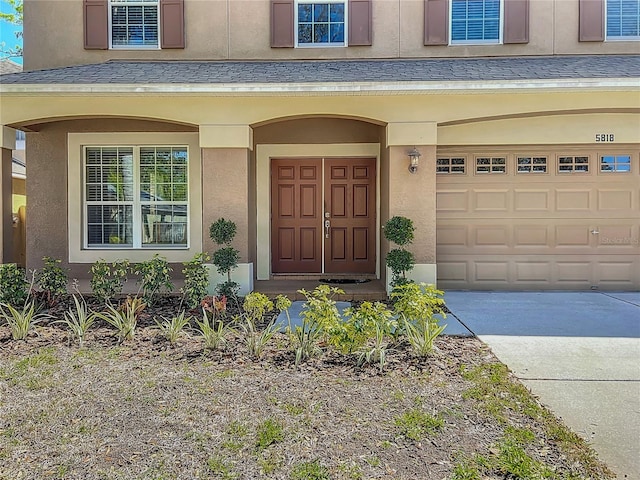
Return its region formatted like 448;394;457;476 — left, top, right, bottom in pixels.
0;0;638;292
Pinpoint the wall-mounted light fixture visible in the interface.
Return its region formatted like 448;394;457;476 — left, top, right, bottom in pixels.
408;147;421;174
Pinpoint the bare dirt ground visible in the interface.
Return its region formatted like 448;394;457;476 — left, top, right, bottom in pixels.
0;298;615;480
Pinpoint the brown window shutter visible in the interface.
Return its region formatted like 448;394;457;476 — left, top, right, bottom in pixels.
579;0;605;42
84;0;108;50
424;0;449;46
349;0;372;46
504;0;529;44
160;0;185;48
271;0;294;48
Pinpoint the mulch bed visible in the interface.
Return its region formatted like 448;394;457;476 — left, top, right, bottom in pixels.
0;295;614;480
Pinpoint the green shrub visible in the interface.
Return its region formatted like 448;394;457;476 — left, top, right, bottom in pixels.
209;218;240;298
295;285;343;359
133;255;173;305
90;259;130;303
343;301;396;371
37;256;68;306
238;292;279;358
181;252;211;309
392;283;446;356
383;216;416;288
96;296;146;343
0;263;28;307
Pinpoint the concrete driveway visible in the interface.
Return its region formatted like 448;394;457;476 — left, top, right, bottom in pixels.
443;291;640;479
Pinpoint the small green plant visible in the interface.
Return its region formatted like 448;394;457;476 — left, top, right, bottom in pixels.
180;252;211;309
0;301;51;340
89;259;130;303
55;294;98;346
209;218;240;298
0;263;28;307
290;459;331;480
296;284;346;355
36;256;68;307
451;459;482;480
155;311;192;343
392;283;446;356
196;308;232;351
394;408;444;441
207;455;238;480
237;292;279;359
344;301;396;371
383;216;415;288
133;255;173;305
96;296;146;343
256;417;284;451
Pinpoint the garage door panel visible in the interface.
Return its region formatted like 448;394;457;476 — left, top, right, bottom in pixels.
596;262;637;286
436;190;469;212
474;190;510;212
598;189;634;211
555;225;591;247
556;189;592;211
474;262;510;283
514;189;550;211
514;226;549;246
515;262;552;283
555;261;592;284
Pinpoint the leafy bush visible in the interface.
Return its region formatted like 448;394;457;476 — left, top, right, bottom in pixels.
238;292;279;358
0;263;28;307
90;259;130;303
209;218;240;298
181;252;211;309
37;256;68;307
133;255;173;305
383;216;416;288
392;283;446;356
344;301;397;371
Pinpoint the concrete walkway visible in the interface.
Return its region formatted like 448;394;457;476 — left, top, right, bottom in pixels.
444;291;640;479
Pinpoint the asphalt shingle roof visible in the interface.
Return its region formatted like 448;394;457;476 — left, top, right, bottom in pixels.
1;55;639;85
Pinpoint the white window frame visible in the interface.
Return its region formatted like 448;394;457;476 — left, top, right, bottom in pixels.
449;0;504;45
475;156;507;174
557;155;590;174
605;0;640;41
516;156;548;174
108;0;161;50
436;157;467;174
68;133;202;264
294;0;348;48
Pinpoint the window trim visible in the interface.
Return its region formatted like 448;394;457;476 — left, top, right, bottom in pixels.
68;133;202;263
436;156;467;174
605;0;640;41
474;155;507;175
449;0;504;45
557;154;591;174
515;155;549;174
294;0;348;47
108;0;161;50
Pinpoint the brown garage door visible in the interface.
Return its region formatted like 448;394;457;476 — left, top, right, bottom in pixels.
436;147;640;290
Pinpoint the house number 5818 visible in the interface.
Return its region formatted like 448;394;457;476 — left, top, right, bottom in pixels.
595;134;614;142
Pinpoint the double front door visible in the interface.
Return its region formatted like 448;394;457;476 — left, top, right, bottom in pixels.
271;157;376;274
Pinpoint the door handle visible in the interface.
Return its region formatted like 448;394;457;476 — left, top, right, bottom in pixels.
324;219;330;238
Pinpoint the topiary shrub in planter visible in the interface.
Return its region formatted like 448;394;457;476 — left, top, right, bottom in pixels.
209;218;240;298
383;215;415;288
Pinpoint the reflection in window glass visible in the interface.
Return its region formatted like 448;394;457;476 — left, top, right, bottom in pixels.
558;156;589;173
476;157;506;174
451;0;501;43
110;0;159;48
606;0;640;39
600;154;631;172
437;157;466;174
517;156;547;173
297;1;345;46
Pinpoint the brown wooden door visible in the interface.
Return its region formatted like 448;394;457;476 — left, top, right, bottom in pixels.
271;157;376;275
271;159;322;273
324;158;376;274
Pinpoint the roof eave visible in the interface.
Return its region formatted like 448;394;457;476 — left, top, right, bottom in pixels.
1;78;638;95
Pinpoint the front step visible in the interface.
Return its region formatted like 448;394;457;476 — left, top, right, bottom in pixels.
254;279;387;301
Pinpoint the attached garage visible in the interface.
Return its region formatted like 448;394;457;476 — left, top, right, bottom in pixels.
436;145;640;290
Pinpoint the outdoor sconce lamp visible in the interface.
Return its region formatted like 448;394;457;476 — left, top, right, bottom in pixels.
408;147;421;174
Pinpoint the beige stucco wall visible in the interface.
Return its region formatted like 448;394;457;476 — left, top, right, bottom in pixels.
201;148;251;261
23;0;640;71
1;148;12;263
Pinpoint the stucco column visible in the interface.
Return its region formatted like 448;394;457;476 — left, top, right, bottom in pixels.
200;125;254;294
386;122;438;289
0;127;17;264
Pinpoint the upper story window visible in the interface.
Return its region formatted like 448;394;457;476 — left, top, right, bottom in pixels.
296;1;346;46
606;0;640;40
110;0;159;48
84;0;184;50
451;0;502;44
